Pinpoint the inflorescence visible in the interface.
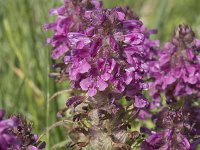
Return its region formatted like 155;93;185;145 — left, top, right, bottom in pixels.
0;110;45;150
44;0;200;149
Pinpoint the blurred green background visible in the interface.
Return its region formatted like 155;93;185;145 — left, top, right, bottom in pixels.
0;0;200;149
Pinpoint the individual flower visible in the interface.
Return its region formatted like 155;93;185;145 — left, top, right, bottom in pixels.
150;25;200;103
141;26;160;62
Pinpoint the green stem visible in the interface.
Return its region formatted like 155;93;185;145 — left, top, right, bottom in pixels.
45;36;50;150
38;119;75;142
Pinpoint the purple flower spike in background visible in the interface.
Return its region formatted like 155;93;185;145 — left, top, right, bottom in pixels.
0;109;19;149
150;25;200;103
10;114;46;150
141;129;190;150
141;25;200;150
141;102;200;150
0;110;45;150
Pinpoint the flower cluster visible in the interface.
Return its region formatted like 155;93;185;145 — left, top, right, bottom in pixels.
142;26;160;62
10;115;46;150
44;0;149;104
0;109;19;149
150;25;200;103
45;0;158;149
141;25;200;150
0;109;45;150
141;102;200;150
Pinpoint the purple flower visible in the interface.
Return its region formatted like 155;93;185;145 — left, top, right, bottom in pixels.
66;96;85;107
0;109;19;149
80;75;108;96
10;114;46;150
67;32;91;49
138;109;152;120
134;94;149;108
142;101;200;150
69;58;91;80
0;110;46;150
158;102;200;135
141;26;160;62
45;2;152;148
141;129;190;150
150;25;200;103
45;0;149;106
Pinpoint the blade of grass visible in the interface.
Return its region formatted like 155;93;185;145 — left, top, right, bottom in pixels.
154;0;168;29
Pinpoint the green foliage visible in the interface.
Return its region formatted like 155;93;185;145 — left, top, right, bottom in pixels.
0;0;199;149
